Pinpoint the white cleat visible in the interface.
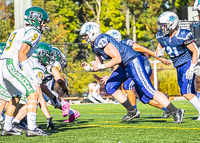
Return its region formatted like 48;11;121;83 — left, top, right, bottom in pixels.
196;115;200;121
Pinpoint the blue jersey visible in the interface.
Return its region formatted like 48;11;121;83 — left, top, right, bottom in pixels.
91;33;141;66
121;39;151;68
156;29;195;67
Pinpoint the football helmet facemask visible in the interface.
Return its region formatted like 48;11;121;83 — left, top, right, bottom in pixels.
50;47;67;70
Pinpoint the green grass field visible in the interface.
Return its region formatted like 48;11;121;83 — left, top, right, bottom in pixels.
1;100;200;143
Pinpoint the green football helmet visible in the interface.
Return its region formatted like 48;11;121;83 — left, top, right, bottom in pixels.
0;43;6;55
32;42;52;66
23;6;50;35
50;47;67;69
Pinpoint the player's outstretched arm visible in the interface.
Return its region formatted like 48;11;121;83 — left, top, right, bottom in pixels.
132;43;171;65
51;67;68;93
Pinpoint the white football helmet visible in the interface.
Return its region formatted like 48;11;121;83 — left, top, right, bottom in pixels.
106;29;121;42
79;22;101;43
157;11;179;35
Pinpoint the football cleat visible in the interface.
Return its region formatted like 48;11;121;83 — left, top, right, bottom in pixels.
196;114;200;121
26;127;51;137
62;100;70;117
19;117;27;128
13;122;27;132
1;129;22;136
135;110;140;118
123;108;138;121
46;117;55;130
162;110;171;118
63;110;80;123
172;109;184;124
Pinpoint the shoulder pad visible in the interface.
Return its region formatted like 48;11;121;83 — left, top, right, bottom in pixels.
94;34;109;48
156;31;163;39
184;32;195;45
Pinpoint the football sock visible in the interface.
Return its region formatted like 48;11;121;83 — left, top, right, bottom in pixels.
189;96;200;113
3;115;13;131
166;103;178;113
162;107;168;111
27;112;36;130
133;105;137;109
122;99;135;111
60;99;66;107
12;118;20;124
69;108;75;115
52;96;58;105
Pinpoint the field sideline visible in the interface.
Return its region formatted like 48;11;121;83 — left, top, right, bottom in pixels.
1;100;200;143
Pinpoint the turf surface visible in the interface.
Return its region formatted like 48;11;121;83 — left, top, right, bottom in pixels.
1;100;200;143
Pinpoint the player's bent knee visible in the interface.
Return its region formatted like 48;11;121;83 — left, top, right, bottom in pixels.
105;83;117;95
26;100;38;113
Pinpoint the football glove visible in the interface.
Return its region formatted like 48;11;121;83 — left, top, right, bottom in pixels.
62;88;68;95
155;47;165;57
185;63;196;80
46;117;55;130
194;66;200;76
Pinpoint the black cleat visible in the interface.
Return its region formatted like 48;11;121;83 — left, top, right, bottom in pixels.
123;108;138;121
19;117;27;128
162;110;171;118
13;122;27;132
172;109;184;124
1;129;22;136
26;127;51;137
46;117;55;130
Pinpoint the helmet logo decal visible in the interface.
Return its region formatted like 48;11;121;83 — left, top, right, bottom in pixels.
85;25;93;33
111;32;118;37
169;16;175;22
29;11;43;19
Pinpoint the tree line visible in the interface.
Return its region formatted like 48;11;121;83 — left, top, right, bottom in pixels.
0;0;195;96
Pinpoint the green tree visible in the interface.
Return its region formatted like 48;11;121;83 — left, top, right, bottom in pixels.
0;0;14;42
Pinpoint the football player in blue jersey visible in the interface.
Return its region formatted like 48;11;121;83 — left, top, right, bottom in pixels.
79;21;184;123
105;29;171;119
156;11;200;121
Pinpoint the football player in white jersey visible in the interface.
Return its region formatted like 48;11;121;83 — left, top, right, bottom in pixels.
0;7;51;136
41;47;80;123
10;42;56;131
88;81;108;103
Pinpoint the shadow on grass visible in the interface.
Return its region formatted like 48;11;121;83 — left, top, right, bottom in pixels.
36;119;96;134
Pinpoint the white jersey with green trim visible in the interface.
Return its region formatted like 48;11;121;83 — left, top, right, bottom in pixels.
27;57;46;80
45;61;62;76
1;26;41;60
